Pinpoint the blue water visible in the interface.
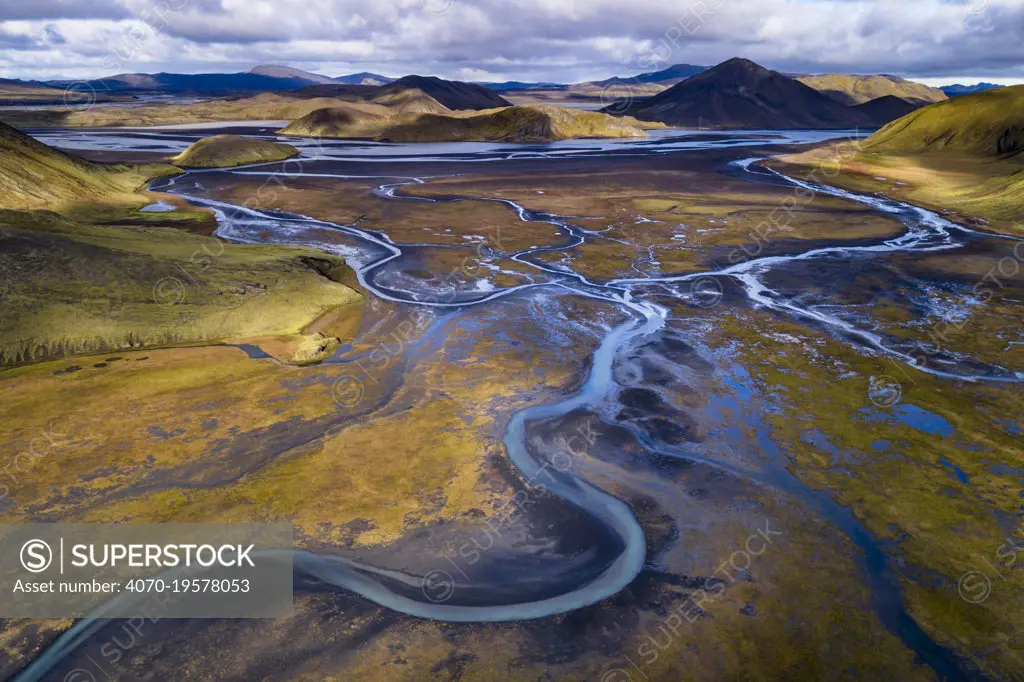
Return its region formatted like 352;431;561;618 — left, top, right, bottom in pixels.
862;403;955;437
894;404;954;437
939;457;970;484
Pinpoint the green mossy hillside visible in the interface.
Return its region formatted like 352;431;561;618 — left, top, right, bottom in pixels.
0;123;363;366
772;87;1024;235
864;85;1024;156
0;209;363;366
0;121;177;216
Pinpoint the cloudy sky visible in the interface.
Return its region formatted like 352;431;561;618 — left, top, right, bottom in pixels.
1;0;1022;85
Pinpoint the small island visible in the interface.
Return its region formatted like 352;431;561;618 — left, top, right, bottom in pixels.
171;134;300;168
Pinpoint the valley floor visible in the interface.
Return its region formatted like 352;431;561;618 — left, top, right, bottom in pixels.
2;131;1022;681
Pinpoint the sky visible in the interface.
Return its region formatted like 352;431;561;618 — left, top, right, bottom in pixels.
0;0;1023;85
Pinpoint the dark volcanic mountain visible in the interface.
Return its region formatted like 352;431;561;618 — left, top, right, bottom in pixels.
853;95;920;127
379;75;510;110
610;58;871;129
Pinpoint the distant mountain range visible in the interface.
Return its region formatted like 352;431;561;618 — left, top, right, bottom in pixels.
592;63;707;88
495;64;708;102
498;63;947;121
477;81;563;92
0;72;509;129
0;60;962;132
39;65;396;96
0;78;129;105
940;82;1004;97
249;65;394;86
48;71;320;95
1;61;952;119
248;64;338;85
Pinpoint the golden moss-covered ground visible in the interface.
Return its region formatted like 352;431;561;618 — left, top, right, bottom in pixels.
0;294;594;678
0;294;592;533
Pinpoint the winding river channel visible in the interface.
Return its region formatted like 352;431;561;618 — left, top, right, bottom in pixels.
16;127;1023;681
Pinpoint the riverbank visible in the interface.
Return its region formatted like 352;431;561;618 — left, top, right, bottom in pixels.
767;141;1024;237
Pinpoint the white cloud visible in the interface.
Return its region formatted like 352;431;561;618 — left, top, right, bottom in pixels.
0;0;1021;82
